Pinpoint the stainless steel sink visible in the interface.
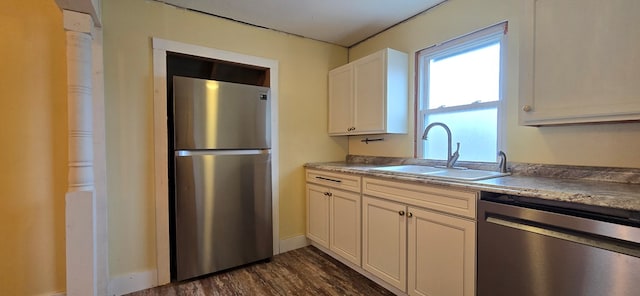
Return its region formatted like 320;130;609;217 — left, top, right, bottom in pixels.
426;169;508;181
371;165;444;174
371;165;508;181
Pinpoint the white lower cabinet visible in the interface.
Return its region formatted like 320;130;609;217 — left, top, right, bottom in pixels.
306;170;477;296
362;196;407;291
306;183;331;248
407;206;475;296
306;170;361;266
362;177;477;296
329;188;361;264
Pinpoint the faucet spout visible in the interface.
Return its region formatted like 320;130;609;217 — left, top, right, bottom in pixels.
422;122;459;168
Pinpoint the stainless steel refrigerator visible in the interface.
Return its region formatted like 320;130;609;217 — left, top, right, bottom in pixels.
172;76;272;281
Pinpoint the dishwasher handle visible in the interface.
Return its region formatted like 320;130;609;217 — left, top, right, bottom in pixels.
479;200;640;255
486;214;640;258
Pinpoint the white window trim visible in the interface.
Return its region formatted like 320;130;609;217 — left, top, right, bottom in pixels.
415;22;508;162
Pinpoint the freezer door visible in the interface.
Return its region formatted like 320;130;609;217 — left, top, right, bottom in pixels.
174;150;273;281
173;76;270;150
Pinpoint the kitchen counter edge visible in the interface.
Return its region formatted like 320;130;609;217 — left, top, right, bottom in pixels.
304;162;640;213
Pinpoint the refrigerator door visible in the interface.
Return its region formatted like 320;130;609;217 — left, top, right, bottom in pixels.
173;76;271;150
174;149;273;281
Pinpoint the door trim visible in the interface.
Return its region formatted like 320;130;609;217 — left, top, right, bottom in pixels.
151;37;280;285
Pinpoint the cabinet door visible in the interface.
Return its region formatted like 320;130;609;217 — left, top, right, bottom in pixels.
328;64;353;135
362;196;407;291
306;184;330;248
407;207;476;296
519;0;640;125
330;188;361;266
353;51;386;133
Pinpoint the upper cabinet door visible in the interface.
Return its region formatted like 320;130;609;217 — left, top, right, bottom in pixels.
353;52;386;133
519;0;640;126
328;64;353;134
328;48;408;135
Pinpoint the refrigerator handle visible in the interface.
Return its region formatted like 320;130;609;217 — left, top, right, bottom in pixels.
176;149;270;156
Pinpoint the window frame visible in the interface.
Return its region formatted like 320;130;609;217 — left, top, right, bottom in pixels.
415;22;508;163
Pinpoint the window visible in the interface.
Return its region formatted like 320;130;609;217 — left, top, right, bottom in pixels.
416;22;507;163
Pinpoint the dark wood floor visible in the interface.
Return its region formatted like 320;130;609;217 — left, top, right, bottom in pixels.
127;246;395;296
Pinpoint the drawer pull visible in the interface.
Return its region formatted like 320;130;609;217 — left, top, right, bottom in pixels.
407;212;413;218
399;210;405;216
315;176;342;183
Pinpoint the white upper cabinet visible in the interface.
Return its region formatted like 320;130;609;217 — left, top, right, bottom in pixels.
328;65;353;134
519;0;640;126
328;48;408;135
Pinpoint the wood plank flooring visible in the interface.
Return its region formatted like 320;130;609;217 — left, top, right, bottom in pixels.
127;246;395;296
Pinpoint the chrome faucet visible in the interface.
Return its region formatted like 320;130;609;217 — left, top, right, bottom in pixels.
422;122;460;168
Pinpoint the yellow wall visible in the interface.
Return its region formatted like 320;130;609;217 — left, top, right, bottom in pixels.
102;0;348;276
0;0;67;295
348;0;640;168
2;0;638;293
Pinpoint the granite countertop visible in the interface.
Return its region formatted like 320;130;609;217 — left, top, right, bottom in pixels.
304;159;640;214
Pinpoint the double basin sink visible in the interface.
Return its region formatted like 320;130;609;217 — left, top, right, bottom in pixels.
371;165;508;181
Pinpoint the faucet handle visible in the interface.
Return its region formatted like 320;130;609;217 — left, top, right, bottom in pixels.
448;142;460;168
497;151;508;173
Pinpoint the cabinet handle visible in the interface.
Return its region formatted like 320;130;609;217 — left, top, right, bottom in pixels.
347;127;356;132
407;212;413;218
315;176;342;183
522;105;532;112
323;192;332;197
399;210;405;216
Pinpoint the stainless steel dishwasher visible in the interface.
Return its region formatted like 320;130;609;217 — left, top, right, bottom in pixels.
478;193;640;296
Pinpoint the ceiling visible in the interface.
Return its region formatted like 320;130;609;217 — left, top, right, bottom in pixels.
156;0;447;47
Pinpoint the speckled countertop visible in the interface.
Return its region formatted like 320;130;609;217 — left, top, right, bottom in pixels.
304;156;640;214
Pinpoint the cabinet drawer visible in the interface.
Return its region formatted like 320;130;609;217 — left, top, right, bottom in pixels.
306;169;361;192
362;177;477;219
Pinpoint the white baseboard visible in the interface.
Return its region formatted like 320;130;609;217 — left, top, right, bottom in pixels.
105;236;307;295
108;269;158;296
104;236;307;295
279;235;309;253
39;293;65;296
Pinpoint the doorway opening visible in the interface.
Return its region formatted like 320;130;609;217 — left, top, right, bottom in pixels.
153;38;280;285
166;53;272;280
